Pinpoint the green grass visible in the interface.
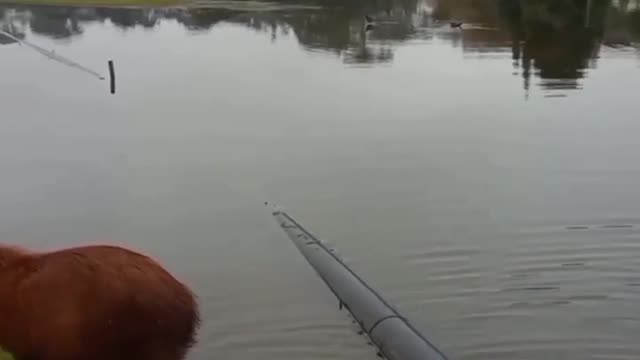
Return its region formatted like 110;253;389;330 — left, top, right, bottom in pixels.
0;0;184;6
0;348;15;360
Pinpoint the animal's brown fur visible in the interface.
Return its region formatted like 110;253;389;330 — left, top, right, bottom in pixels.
0;244;200;360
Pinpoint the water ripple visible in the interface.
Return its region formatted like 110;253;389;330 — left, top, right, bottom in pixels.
402;219;640;360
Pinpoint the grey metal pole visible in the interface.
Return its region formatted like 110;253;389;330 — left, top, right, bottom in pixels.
270;206;450;360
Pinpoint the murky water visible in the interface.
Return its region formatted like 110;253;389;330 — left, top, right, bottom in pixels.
2;0;640;359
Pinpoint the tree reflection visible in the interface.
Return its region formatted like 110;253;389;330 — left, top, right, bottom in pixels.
0;24;24;45
95;8;159;28
500;0;606;92
434;0;632;93
28;5;84;39
0;7;27;44
1;0;639;92
182;8;241;31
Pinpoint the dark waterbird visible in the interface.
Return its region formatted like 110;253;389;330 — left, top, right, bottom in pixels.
364;15;375;31
450;21;463;28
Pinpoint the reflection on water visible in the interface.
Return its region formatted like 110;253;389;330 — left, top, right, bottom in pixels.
2;0;640;94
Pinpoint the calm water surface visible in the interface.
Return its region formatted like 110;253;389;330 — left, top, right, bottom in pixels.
2;0;640;359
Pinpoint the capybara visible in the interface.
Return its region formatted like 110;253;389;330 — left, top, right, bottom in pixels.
0;244;200;360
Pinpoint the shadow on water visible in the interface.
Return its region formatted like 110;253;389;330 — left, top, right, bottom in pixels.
1;0;640;89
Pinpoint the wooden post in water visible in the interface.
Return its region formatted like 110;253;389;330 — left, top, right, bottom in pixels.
108;60;116;94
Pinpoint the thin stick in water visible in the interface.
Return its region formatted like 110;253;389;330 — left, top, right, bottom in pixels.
108;60;116;94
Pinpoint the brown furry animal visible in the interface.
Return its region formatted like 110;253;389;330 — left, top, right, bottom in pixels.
0;244;200;360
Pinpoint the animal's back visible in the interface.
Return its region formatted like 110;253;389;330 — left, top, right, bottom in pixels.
0;244;200;360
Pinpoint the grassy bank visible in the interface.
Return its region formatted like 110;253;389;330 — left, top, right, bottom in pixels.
0;0;184;7
0;348;14;360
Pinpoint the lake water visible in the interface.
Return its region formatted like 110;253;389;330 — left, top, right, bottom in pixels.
1;0;640;359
